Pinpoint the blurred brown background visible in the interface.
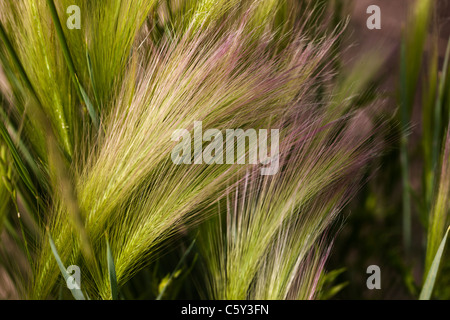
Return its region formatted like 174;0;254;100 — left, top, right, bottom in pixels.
329;0;450;300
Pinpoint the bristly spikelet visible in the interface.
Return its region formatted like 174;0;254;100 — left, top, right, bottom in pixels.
197;102;383;299
56;0;159;107
0;0;76;157
0;0;385;300
36;10;344;300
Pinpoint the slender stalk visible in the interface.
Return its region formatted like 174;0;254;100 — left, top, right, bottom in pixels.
431;39;450;187
400;40;412;252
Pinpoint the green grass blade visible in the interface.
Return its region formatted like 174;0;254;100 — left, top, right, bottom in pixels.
14;195;33;270
1;18;72;161
399;0;433;251
48;232;86;300
420;227;449;300
45;0;77;85
86;48;100;109
0;121;37;198
0;23;39;100
156;239;196;300
317;268;348;300
431;39;450;182
422;33;439;213
46;0;99;130
106;235;119;300
78;83;99;130
0;106;44;181
400;39;413;252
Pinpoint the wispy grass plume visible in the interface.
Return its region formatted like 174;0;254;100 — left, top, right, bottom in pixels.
0;0;388;300
25;2;351;299
197;101;383;299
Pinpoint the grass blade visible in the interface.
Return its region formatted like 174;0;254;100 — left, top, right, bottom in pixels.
400;40;412;252
0;121;37;198
420;227;449;300
399;0;433;251
431;39;450;177
46;0;99;130
79;84;99;131
0;23;38;100
425;127;450;274
156;239;196;300
86;48;101;110
106;235;119;300
48;232;86;300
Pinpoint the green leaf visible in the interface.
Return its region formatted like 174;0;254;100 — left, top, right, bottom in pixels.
320;282;348;300
78;81;99;130
86;48;101;109
0;121;37;198
420;227;449;300
0;22;38;100
399;0;433;252
46;0;99;130
156;239;196;300
317;268;348;300
106;235;119;300
48;232;86;300
431;39;450;175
